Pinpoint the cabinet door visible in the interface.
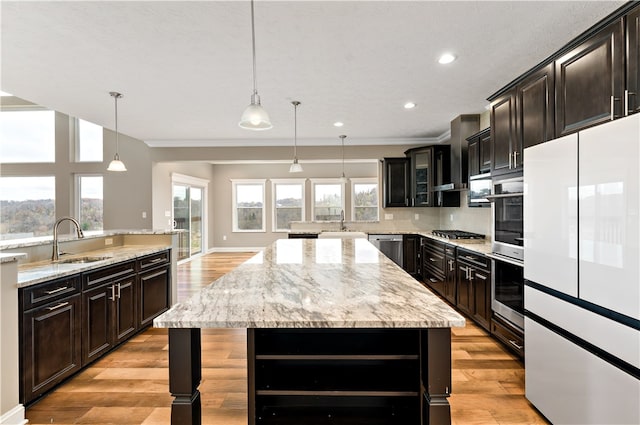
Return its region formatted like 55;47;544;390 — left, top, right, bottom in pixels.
518;63;555;150
114;277;137;344
382;158;409;207
456;265;473;316
22;295;81;404
83;285;113;365
471;270;491;331
479;131;492;173
555;19;625;136
411;149;432;207
490;89;518;175
443;256;456;305
138;266;170;328
468;138;480;177
627;6;640;115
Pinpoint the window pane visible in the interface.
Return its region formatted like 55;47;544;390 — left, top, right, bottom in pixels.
78;119;103;162
275;183;303;231
79;176;103;231
0;110;55;163
354;183;378;207
355;207;378;221
0;176;55;240
235;183;264;231
314;183;342;221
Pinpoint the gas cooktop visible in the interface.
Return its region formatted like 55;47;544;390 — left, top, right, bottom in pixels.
432;230;485;240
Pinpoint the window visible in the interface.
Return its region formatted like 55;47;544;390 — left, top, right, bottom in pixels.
77;119;103;162
0;176;55;240
232;180;266;232
311;179;344;221
351;178;379;221
0;110;55;163
272;179;305;232
77;175;103;231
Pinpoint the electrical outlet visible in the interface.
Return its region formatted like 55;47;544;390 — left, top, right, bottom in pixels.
165;210;171;217
105;238;113;246
414;214;419;220
450;214;454;222
223;235;227;241
384;213;393;220
142;211;147;219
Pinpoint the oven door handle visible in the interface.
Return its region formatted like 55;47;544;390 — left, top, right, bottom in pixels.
484;192;524;201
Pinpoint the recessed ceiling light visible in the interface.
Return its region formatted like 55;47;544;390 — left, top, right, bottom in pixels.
438;53;456;64
333;122;344;127
404;102;417;109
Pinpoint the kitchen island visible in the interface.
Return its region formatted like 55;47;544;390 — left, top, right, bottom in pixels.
154;238;465;425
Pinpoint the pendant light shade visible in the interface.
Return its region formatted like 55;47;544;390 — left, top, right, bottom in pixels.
289;101;303;173
107;91;126;172
239;0;272;130
339;134;347;181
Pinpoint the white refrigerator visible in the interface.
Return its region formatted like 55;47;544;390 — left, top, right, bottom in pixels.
524;114;640;424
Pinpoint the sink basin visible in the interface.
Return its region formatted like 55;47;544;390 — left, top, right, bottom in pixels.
318;231;367;239
55;256;111;264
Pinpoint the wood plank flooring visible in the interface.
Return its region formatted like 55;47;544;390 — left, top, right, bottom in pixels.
25;251;548;425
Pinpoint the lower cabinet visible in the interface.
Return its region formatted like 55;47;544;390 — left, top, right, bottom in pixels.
402;234;421;279
422;238;445;296
20;249;171;405
443;245;457;305
491;315;524;358
456;248;491;332
20;275;82;404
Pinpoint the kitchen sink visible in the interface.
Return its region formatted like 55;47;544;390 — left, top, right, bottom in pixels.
55;256;111;264
318;231;367;239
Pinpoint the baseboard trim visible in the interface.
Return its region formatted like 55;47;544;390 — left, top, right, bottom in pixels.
0;404;27;425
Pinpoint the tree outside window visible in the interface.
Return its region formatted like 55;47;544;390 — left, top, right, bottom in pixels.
352;179;379;221
0;176;55;240
312;180;344;221
272;180;305;232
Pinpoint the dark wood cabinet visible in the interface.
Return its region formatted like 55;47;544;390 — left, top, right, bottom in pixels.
456;249;491;332
382;158;410;207
82;262;137;365
402;234;420;279
555;18;625;136
421;238;445;296
405;145;458;207
490;89;519;176
491;315;524;358
443;245;456;305
467;128;491;178
137;251;171;328
20;276;82;405
627;6;640;115
518;62;555;149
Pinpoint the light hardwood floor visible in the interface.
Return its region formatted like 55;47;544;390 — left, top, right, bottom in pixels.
25;252;548;425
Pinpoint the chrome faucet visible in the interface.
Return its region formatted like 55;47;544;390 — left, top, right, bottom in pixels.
340;209;347;231
52;217;84;261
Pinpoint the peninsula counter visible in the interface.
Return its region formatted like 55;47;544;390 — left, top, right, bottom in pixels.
154;238;465;425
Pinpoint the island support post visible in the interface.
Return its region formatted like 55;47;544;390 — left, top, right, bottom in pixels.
169;328;202;425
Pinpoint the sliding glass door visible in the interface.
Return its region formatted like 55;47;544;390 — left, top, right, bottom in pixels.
172;174;208;261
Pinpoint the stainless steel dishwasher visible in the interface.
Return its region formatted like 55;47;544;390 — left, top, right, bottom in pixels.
368;234;403;267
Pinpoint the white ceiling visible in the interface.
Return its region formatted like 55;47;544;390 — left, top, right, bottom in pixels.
1;1;627;147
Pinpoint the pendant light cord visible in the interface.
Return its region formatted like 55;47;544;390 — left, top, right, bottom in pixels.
294;102;298;158
340;135;346;177
250;0;258;98
114;94;119;158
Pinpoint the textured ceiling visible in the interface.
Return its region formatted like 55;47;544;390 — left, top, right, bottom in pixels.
0;1;627;147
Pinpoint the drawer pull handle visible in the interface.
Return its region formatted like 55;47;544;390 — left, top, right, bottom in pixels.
47;301;69;311
45;286;69;295
429;257;437;262
464;255;477;261
509;339;524;350
149;258;165;263
475;274;487;280
429;278;438;283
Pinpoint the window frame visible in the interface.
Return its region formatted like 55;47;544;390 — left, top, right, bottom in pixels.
271;178;306;233
231;179;267;233
74;117;104;163
0;106;56;164
0;175;56;240
74;173;104;232
350;177;379;222
310;178;345;222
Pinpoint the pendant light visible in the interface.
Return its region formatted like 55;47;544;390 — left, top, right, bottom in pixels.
107;91;126;172
239;0;272;130
289;101;303;173
339;134;347;182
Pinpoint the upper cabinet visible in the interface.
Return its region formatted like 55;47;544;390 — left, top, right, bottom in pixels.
555;19;625;136
488;3;639;176
405;145;459;207
382;157;410;208
467;128;491;177
627;7;640;115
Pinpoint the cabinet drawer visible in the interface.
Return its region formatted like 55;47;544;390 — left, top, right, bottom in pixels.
457;248;489;270
22;275;81;311
444;245;456;257
137;250;170;271
423;247;445;275
491;316;524;358
83;261;136;290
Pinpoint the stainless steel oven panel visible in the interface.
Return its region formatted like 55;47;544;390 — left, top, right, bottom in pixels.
491;174;524;261
490;257;524;332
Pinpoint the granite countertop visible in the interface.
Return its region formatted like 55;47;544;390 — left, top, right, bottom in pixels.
0;253;27;264
16;244;171;288
154;238;466;329
0;229;183;250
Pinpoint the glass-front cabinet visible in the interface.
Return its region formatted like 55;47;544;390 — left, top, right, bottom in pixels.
409;147;432;207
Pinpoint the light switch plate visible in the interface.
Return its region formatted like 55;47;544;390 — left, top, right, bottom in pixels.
384;213;393;220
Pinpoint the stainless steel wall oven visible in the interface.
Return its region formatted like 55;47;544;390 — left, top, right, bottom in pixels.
488;175;524;261
489;254;524;331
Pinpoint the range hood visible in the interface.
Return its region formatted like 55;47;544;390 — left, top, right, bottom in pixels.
433;114;480;192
